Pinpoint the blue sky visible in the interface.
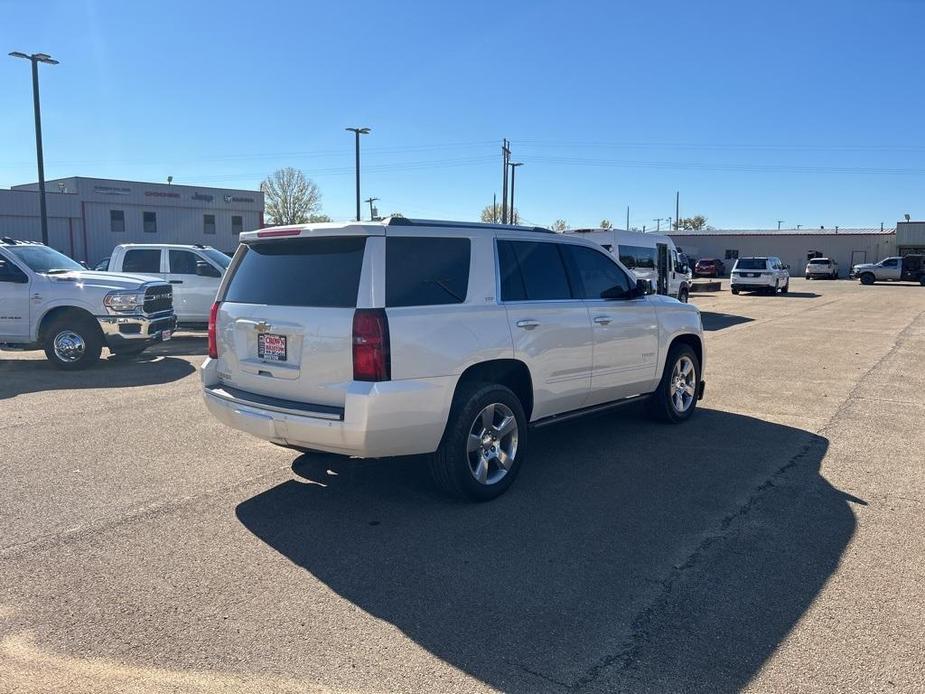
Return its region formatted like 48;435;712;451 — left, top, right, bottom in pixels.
2;0;924;229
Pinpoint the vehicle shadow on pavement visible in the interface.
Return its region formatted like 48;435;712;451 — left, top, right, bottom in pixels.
0;355;194;399
235;407;859;692
700;311;754;331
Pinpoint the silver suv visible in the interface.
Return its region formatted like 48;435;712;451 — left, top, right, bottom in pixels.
202;219;706;499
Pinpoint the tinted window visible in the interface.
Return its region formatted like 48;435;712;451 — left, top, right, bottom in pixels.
498;240;573;301
122;249;161;274
201;247;231;269
562;244;634;299
735;258;768;270
386;237;470;307
143;211;157;233
618;244;656;269
808;258;829;265
204;214;216;235
498;240;526;301
169;250;201;275
224;236;366;308
881;258;898;267
7;245;83;272
0;256;28;282
110;210;125;233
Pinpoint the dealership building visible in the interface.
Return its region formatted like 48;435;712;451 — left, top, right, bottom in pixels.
668;226;904;273
1;176;264;264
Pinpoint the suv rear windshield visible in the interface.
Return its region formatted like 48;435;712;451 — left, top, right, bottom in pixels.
735;258;767;270
224;236;366;308
808;258;830;265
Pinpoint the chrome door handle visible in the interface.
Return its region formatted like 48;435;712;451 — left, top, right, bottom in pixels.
593;316;612;325
515;319;539;330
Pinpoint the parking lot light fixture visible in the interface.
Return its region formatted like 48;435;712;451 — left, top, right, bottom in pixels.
9;50;59;246
346;127;371;222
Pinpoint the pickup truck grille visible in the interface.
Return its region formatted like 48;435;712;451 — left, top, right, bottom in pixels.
143;285;173;314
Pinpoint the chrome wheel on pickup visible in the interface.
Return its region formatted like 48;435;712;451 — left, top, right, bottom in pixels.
42;313;103;370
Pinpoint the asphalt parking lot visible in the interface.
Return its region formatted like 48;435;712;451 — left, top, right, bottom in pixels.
1;278;923;693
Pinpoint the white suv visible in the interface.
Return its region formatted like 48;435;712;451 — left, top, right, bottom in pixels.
730;256;791;295
202;219;706;500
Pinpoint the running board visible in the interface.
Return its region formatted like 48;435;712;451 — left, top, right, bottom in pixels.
530;394;650;429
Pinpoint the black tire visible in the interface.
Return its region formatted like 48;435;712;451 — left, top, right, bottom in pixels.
831;271;838;280
780;280;789;294
805;275;811;280
42;314;103;370
429;382;527;501
648;343;700;424
731;288;740;295
860;273;875;285
678;287;689;303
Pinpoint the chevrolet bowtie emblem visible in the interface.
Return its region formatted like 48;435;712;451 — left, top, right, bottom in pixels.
255;321;271;333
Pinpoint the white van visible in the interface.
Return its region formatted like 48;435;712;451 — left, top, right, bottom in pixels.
564;229;693;302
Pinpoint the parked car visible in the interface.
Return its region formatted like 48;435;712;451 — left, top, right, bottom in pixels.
804;257;839;280
105;243;229;323
202;218;706;500
693;258;725;277
0;238;176;369
562;228;693;302
851;255;925;285
730;256;791;295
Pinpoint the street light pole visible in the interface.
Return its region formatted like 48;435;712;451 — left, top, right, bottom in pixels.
10;51;58;246
345;127;370;222
508;162;522;224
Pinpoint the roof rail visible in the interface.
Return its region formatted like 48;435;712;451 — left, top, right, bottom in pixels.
0;238;44;246
385;217;553;234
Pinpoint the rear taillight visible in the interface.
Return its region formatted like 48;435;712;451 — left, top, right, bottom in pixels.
208;301;220;359
352;309;390;382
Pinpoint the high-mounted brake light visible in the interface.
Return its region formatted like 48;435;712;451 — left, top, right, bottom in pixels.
352;309;390;382
208;301;220;359
256;227;301;238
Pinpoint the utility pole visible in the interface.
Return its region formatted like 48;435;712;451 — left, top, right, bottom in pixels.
10;51;59;246
777;220;784;230
365;197;379;221
345;127;370;222
500;139;511;224
626;206;630;231
675;191;680;230
508;162;522;224
653;218;664;231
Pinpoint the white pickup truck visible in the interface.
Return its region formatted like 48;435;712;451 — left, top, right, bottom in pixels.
0;238;177;369
851;255;925;285
103;244;229;324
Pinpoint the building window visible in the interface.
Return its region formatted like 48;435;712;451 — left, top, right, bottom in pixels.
204;214;216;235
724;249;739;260
143;211;157;233
232;215;243;235
110;210;125;233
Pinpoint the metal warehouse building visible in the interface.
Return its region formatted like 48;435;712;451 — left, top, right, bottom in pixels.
669;227;897;275
2;176;263;265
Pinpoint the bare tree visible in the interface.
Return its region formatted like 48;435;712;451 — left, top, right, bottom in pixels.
260;167;322;225
550;219;569;232
308;214;332;223
599;218;613;229
481;203;518;224
678;215;708;231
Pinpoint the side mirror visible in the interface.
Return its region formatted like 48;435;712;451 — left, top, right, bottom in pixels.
784;264;791;270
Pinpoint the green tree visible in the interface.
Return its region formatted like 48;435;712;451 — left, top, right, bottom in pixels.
599;218;613;229
678;215;708;231
260;167;322;225
550;219;569;232
308;214;332;223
